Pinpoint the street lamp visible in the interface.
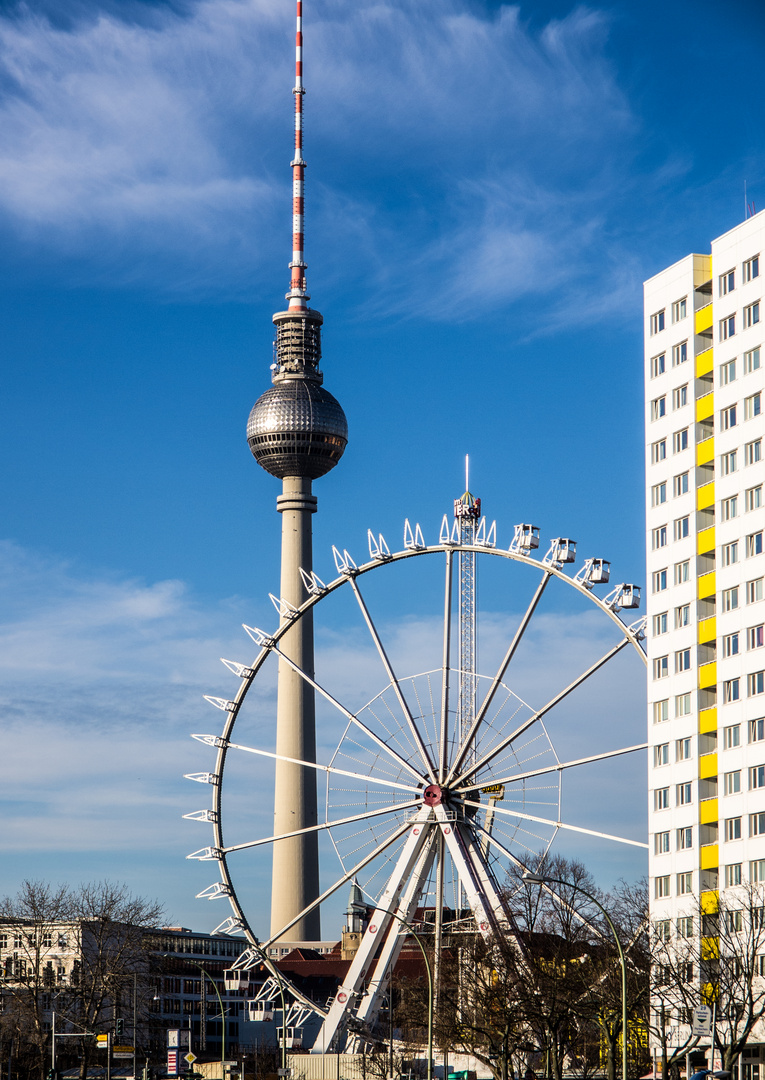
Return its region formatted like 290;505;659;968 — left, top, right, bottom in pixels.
357;901;434;1080
186;962;227;1065
522;873;629;1080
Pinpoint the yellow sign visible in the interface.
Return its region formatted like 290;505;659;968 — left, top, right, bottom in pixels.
480;784;505;797
96;1036;108;1045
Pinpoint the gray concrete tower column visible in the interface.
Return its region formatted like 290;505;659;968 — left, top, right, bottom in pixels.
270;474;321;941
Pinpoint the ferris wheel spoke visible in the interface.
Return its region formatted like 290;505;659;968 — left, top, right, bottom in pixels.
461;798;649;848
348;576;438;782
458;635;632;781
439;549;455;781
228;739;422;794
263;815;417;950
222;799;420;854
446;569;552;786
269;642;426;784
454;743;648;795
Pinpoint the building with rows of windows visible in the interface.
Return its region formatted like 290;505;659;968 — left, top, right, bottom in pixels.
645;210;765;1067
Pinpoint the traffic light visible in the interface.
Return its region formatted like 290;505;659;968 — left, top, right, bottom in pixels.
115;1019;124;1037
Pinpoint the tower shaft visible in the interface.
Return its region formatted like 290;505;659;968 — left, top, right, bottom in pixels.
271;475;321;941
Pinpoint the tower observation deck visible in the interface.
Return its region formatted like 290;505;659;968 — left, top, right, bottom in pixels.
246;0;348;941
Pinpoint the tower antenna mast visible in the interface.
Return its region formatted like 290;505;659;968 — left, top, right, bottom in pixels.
246;0;348;942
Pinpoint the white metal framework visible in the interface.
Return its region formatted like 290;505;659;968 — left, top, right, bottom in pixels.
185;513;648;1052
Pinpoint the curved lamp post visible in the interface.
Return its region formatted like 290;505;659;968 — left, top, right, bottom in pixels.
187;961;227;1064
523;873;628;1080
360;904;434;1080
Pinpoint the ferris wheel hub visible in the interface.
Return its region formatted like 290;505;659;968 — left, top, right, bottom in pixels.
423;783;443;806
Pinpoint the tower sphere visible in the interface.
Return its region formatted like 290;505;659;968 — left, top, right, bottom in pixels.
247;377;348;480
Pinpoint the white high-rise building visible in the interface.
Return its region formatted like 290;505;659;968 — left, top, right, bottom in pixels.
645;210;764;1044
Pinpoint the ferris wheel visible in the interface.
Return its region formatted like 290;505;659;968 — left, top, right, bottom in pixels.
184;506;648;1051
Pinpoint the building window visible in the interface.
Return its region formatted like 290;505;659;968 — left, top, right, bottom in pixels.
721;358;737;385
722;587;740;612
721;314;736;340
676;736;692;760
721;450;738;475
721;404;738;430
723;678;741;703
672;385;688;410
672;340;688;366
650;310;666;335
721;541;739;566
655;875;671;898
675;604;690;628
655;831;670;854
748;625;765;650
744;346;761;373
753;860;765;883
752;812;765;836
655;787;670;810
653;612;668;635
725;864;743;888
652;438;667;462
651;396;667;420
722;632;740;658
750;718;765;742
750;765;765;789
748;671;765;696
748;532;764;558
677;915;693;937
675;648;691;672
673;428;689;454
724;770;742;795
677;782;692;805
726;816;742;841
746;486;763;512
673;472;689;497
747;578;764;604
672;298;688;323
674;515;689;540
743;255;760;283
653;699;669;723
652;483;668;506
721;496;739;521
655;918;671;942
676;827;692;852
653;568;668;592
677;872;693;895
675;560;690;584
724;723;741;748
652;525;668;549
654;743;670;767
746;438;763;466
675;692;691;716
653;655;669;679
721;270;736;295
743;302;761;329
651;352;666;377
745;392;762;420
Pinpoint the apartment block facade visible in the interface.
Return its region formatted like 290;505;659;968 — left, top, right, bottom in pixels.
645;210;765;1058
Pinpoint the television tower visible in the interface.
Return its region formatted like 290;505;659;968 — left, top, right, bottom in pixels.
246;0;348;941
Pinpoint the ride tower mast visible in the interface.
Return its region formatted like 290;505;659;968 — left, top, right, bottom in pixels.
246;0;348;941
454;456;480;760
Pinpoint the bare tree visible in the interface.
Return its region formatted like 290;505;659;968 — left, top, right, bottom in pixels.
0;880;164;1080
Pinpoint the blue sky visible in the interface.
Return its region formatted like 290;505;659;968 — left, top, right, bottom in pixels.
1;0;764;937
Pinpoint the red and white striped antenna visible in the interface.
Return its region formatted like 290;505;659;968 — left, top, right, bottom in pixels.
287;0;308;313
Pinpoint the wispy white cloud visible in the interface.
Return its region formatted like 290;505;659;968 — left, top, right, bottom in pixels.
0;0;656;320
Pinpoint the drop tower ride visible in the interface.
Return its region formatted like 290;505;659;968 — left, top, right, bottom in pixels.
246;0;348;941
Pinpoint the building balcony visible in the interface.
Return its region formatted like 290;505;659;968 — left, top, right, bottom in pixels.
697;482;715;510
698;526;715;554
699;750;717;776
698;571;716;599
699;706;717;732
695;347;714;377
695;303;714;335
696;392;715;422
698;615;716;643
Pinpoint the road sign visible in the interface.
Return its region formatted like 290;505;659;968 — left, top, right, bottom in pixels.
114;1047;134;1055
167;1051;178;1076
184;1054;197;1065
97;1035;108;1046
692;1005;712;1037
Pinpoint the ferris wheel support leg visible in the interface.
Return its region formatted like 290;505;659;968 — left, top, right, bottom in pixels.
348;836;438;1048
434;806;510;939
314;808;433;1053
